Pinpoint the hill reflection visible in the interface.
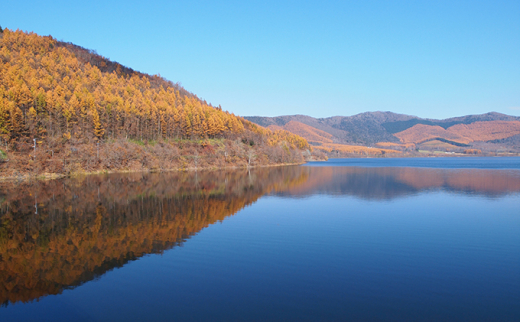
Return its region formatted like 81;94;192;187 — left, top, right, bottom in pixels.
2;165;520;306
0;167;308;306
279;166;520;199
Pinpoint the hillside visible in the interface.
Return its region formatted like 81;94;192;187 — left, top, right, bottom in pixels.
245;112;520;156
394;121;520;147
449;121;520;142
266;120;402;157
267;121;334;145
0;28;314;179
394;124;472;145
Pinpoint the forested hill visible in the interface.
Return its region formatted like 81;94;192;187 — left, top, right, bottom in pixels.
245;112;520;155
0;28;314;178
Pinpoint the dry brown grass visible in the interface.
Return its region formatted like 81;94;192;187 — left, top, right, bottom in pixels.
418;140;459;149
394;121;520;145
395;124;471;144
313;143;401;155
282;121;334;144
375;142;416;149
448;121;520;142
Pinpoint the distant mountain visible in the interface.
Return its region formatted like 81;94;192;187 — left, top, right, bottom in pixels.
382;112;520;133
245;112;520;155
395;121;520;145
267;121;334;145
247;112;412;145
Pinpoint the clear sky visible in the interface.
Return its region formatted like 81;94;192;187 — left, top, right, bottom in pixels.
2;0;519;119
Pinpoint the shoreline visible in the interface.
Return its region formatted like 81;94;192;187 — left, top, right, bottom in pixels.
0;161;308;183
3;154;518;183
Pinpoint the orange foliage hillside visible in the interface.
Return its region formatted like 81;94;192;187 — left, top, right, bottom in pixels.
0;28;312;176
314;143;401;155
0;30;247;142
395;124;471;144
375;142;416;149
267;125;284;132
280;121;334;144
394;121;520;145
448;121;520;142
267;120;399;156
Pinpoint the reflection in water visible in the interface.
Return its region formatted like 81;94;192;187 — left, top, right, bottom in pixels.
282;166;520;199
1;164;520;307
0;167;308;306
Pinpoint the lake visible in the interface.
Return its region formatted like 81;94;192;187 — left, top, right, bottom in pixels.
1;158;519;321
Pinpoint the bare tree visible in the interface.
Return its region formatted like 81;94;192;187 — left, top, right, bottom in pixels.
246;149;256;167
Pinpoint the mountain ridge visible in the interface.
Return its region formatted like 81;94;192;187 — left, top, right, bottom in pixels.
245;112;520;155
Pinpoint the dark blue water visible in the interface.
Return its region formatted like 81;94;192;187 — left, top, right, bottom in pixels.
1;158;519;321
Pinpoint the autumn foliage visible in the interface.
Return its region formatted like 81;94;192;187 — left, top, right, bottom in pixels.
449;121;520;142
375;142;416;149
394;124;471;145
269;121;334;144
313;143;401;156
394;121;520;145
0;29;311;177
266;120;398;157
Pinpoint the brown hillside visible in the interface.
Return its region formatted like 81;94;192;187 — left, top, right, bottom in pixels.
269;120;400;156
375;142;415;149
395;121;520;145
277;121;334;144
395;124;471;144
267;125;284;131
246;112;520;151
314;143;401;156
448;121;520;142
418;140;460;150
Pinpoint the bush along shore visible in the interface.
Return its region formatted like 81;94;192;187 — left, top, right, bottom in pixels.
0;137;326;182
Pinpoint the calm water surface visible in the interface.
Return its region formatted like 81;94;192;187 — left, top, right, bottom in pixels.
1;158;519;321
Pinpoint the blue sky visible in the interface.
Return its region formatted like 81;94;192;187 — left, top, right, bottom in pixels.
2;0;519;119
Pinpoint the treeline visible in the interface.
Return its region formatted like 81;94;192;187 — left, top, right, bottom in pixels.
0;28;312;176
0;167;309;305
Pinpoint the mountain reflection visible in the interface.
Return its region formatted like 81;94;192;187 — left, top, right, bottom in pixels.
0;167;308;306
279;166;520;199
2;165;520;306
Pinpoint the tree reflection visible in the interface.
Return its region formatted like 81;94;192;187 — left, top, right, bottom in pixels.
0;167;308;306
2;165;519;306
